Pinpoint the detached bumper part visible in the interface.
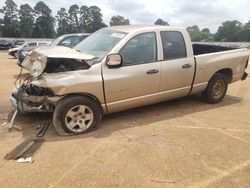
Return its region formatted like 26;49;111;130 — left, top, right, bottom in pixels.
241;72;248;81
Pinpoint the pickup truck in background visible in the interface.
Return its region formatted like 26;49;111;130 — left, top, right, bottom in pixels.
11;25;249;135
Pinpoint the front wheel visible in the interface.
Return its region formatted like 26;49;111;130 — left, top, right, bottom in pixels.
53;95;102;134
202;73;228;104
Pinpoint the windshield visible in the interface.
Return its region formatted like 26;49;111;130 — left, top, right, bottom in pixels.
74;29;127;61
51;36;64;46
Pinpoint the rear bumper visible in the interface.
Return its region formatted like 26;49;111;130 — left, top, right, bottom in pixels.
241;72;248;81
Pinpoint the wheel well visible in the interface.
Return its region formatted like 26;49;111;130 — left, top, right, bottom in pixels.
57;93;103;113
216;69;232;83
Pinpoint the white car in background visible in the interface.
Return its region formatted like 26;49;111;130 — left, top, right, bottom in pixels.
8;41;50;58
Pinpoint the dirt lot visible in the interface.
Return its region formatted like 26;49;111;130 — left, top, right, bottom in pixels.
0;51;250;188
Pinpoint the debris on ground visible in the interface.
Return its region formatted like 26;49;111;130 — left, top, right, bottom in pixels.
151;179;177;184
4;138;43;160
6;109;18;131
36;122;50;137
1;122;8;126
4;122;50;162
16;157;33;164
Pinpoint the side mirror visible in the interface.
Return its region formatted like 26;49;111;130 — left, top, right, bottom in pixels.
106;54;122;68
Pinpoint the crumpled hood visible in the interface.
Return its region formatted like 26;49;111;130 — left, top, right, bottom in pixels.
21;46;95;77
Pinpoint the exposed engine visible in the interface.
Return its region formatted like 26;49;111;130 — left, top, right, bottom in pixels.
44;58;90;74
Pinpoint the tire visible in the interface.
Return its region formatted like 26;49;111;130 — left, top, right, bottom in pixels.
53;95;102;134
201;73;228;104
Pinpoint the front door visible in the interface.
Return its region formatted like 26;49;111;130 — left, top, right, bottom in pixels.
103;32;161;113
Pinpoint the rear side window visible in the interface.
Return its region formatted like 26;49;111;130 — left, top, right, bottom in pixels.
120;32;157;66
160;31;186;60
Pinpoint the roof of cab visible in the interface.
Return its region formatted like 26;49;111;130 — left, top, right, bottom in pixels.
106;25;185;33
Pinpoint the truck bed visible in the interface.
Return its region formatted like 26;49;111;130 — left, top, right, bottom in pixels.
192;43;237;55
190;47;249;95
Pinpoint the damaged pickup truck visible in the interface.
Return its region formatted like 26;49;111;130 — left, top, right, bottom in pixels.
11;25;249;135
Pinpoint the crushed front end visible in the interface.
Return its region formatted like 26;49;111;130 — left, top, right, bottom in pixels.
11;84;55;114
10;46;94;114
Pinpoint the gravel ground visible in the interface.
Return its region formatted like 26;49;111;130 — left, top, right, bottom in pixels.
0;52;250;188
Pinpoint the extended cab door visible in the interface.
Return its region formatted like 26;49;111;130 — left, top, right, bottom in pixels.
159;31;195;100
103;32;161;113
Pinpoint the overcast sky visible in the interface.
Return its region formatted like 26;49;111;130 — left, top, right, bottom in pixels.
1;0;250;33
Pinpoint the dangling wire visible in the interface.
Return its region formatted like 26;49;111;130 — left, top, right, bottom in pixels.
14;67;23;88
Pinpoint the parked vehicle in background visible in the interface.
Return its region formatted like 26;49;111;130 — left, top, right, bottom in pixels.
0;39;12;50
17;33;90;65
17;46;37;65
11;25;249;135
8;41;50;58
51;33;90;48
10;39;25;48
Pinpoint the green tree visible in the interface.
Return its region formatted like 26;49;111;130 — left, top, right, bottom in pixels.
0;18;4;36
0;0;19;37
85;6;106;33
202;28;210;34
237;21;250;42
68;4;80;32
215;20;242;42
56;8;70;35
79;5;89;32
110;15;130;26
33;1;55;38
187;25;202;41
187;25;200;32
187;25;213;42
154;18;169;26
18;4;35;37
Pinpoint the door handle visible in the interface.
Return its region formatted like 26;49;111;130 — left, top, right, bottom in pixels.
182;64;192;69
146;69;159;74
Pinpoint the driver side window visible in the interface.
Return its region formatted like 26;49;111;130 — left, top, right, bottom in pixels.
120;32;157;66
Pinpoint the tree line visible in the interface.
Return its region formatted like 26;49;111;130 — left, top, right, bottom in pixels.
0;0;250;42
0;0;107;38
187;21;250;42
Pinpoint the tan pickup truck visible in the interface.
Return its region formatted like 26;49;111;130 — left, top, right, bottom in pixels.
11;25;249;135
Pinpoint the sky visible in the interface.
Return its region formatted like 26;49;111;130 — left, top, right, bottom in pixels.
1;0;250;33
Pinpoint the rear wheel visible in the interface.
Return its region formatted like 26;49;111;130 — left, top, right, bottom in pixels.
53;95;102;134
202;73;228;104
